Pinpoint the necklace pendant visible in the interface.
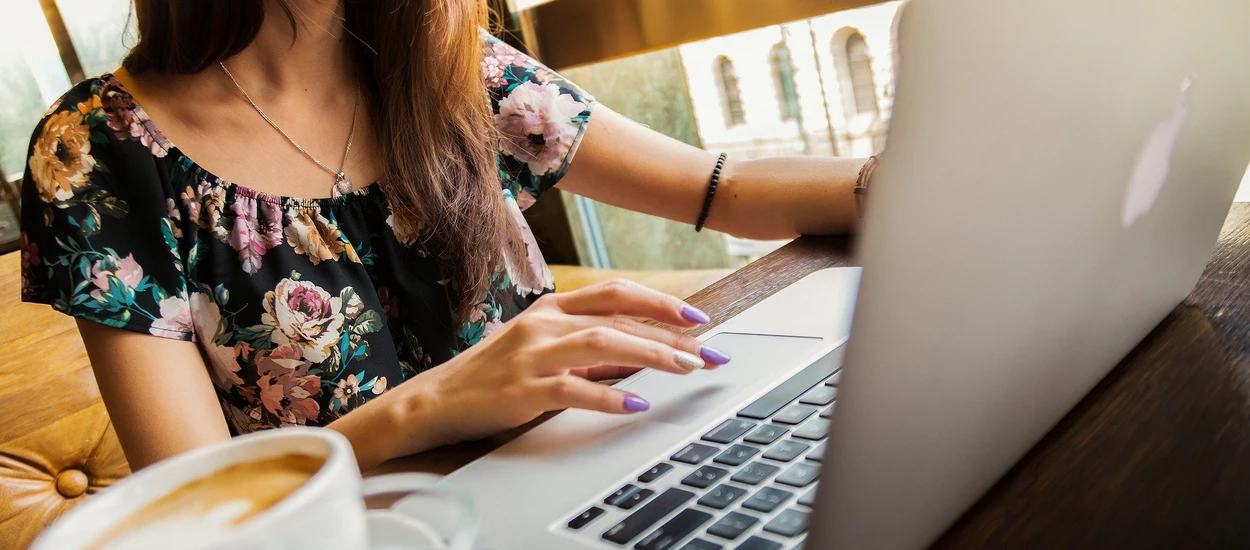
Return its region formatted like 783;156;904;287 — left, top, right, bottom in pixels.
332;172;352;198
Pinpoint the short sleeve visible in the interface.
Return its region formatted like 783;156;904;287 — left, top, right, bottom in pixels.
482;32;595;210
20;79;194;341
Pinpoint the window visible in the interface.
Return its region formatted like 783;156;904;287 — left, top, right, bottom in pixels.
769;43;800;122
56;0;136;77
713;56;746;127
844;32;879;116
0;0;132;251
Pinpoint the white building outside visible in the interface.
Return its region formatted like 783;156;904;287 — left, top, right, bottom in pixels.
680;1;904;259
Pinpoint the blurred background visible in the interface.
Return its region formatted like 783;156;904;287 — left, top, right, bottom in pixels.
2;0;1248;272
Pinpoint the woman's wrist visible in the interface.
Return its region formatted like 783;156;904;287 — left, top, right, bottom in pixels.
327;377;445;472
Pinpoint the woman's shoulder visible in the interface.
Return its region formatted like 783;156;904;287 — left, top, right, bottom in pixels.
35;73;169;160
477;31;592;102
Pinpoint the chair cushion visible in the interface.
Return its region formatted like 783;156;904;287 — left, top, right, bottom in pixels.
0;252;130;549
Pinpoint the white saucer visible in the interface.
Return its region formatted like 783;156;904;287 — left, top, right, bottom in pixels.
367;509;448;550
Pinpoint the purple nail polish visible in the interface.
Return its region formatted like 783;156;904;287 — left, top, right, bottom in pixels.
700;346;732;365
681;305;711;325
623;395;650;412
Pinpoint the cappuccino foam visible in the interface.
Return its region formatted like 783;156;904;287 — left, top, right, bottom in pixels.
89;453;323;550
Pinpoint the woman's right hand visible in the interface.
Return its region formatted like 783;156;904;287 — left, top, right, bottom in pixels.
351;279;732;466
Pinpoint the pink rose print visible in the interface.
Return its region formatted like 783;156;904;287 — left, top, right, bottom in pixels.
502;200;556;296
99;80;166;157
494;81;588;177
262;279;344;363
230;195;283;274
89;253;144;301
482;56;508;88
191;293;244;390
150;295;192;337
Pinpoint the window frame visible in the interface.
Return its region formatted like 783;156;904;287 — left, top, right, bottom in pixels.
769;42;801;122
1;0;87;252
713;55;747;127
843;32;878;116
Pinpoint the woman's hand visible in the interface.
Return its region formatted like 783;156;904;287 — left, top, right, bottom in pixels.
334;279;732;468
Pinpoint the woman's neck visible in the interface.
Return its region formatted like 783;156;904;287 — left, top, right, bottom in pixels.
221;0;355;99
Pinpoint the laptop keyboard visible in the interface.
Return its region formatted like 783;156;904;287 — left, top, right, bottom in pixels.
565;355;842;550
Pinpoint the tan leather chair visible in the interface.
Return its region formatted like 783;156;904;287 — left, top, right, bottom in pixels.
0;250;728;548
0;252;130;548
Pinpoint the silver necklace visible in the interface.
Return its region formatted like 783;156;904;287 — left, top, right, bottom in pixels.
219;62;360;198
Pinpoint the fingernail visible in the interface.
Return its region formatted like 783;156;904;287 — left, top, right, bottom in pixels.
674;350;706;371
681;304;710;325
700;346;732;365
624;395;650;412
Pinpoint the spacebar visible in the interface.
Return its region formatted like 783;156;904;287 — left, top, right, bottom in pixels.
738;353;840;420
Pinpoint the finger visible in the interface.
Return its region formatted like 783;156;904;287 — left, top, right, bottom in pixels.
537;375;651;414
572;365;644;381
552;279;710;328
538;327;709;375
567;315;732;369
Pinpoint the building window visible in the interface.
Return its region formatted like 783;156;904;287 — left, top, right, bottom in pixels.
713;56;746;127
769;43;800;122
843;32;879;116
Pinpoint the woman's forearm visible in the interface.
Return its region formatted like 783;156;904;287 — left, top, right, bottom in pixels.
708;156;867;240
327;379;444;472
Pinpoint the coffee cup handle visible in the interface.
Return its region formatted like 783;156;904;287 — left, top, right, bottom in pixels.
362;473;478;550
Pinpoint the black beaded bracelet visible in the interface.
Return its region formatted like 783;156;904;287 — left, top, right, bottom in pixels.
695;152;728;232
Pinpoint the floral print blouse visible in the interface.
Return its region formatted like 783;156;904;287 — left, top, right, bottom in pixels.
19;34;594;433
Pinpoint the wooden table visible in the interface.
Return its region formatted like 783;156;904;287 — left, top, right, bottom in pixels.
377;203;1250;549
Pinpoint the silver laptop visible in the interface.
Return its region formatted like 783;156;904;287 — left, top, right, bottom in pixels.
397;0;1250;548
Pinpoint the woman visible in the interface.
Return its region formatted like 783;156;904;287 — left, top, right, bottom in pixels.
19;0;869;472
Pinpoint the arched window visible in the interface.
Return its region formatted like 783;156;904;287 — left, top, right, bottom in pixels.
713;56;746;127
843;32;879;116
770;43;801;122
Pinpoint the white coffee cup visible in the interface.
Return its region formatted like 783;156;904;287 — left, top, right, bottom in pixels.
31;428;475;550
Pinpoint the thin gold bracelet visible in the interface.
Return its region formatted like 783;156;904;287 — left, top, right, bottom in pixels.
853;155;879;219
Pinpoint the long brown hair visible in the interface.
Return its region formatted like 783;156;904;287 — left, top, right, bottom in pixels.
124;0;512;325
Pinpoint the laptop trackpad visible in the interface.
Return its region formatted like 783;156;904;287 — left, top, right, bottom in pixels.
617;332;824;427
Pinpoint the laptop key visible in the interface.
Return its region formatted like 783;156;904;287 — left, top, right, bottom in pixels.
636;508;714;550
792;419;830;441
734;536;783;550
731;462;781;485
703;419;757;444
744;425;788;445
672;443;720;465
619;488;656;510
606;484;641;506
639;463;675;483
602;488;695;545
742;486;794;513
762;509;809;537
706;511;759;540
806;442;827;462
680;538;724;550
823;370;842;387
682;465;730;489
714;444;760;466
738;358;838;420
762;440;810;462
798;486;818;506
775;463;820;488
773;406;817;425
819;404;835;419
697;484;749;509
567;506;605;530
798;386;836;406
